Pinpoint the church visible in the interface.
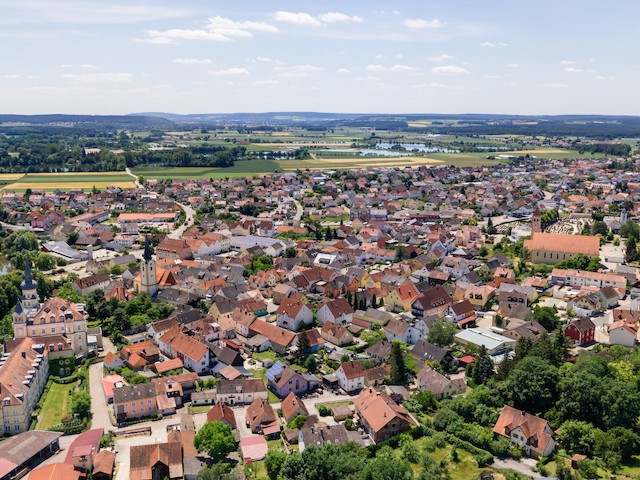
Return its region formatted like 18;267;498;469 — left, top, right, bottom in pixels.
12;260;88;356
523;209;600;265
133;237;159;296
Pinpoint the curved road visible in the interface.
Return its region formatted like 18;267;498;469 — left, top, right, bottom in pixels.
292;198;303;226
124;167;143;188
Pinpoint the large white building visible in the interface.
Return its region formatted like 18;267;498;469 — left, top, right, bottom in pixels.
134;237;159;296
12;262;88;356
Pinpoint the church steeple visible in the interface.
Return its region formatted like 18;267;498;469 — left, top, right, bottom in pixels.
20;259;39;310
143;236;152;262
21;259;37;291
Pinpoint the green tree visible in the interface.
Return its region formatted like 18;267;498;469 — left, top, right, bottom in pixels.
469;346;493;385
195;463;232;480
193;421;237;462
264;450;288;480
427;319;457;347
67;231;79;245
620;220;640;240
298;329;311;355
626;236;638;263
363;446;413;480
531;306;560;331
506;356;558;413
399;433;420;463
389;341;408;385
71;391;92;418
285;247;298;258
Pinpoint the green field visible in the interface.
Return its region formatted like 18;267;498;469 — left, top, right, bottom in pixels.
2;171;136;192
37;381;76;430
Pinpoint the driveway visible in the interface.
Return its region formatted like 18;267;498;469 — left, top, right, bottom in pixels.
491;458;536;478
89;361;114;431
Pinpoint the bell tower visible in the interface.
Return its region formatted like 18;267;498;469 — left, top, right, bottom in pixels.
532;208;541;234
140;237;158;296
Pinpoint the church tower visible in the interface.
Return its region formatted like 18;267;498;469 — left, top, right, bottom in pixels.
532;208;542;234
139;237;158;296
13;260;40;338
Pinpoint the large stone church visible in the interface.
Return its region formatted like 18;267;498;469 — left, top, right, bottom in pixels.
12;261;88;356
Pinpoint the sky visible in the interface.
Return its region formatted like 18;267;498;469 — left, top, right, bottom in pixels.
0;0;638;115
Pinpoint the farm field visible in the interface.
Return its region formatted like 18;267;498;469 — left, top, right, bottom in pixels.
2;171;136;191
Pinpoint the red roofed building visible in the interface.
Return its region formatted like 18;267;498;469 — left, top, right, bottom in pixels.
354;387;415;443
493;406;555;458
207;402;237;429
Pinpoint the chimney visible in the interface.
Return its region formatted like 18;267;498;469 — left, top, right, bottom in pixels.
21;351;26;359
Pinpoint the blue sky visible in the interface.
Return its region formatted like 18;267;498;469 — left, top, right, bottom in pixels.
0;0;637;115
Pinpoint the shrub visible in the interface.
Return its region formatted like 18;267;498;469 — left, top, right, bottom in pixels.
317;404;331;417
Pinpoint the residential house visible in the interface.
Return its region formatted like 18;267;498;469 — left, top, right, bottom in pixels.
130;442;183;480
416;366;466;400
158;326;210;374
335;360;365;393
564;317;596;346
246;397;279;436
320;321;354;346
607;321;638;347
265;361;321;398
354;387;416;443
206;402;237;429
316;298;354;326
384;318;423;345
215;378;268;406
387;283;421;312
281;392;309;424
276;300;313;332
493;406;555;458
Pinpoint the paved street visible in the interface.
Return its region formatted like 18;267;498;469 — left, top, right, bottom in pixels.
491;458;536;478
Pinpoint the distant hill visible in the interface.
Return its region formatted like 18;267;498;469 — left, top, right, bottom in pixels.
0;114;174;129
131;111;366;123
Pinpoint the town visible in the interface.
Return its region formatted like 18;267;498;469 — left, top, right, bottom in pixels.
1;151;640;480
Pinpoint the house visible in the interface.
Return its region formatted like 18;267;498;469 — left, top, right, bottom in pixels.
446;300;475;322
607;320;638;347
276;300;314;332
564;317;596;346
240;436;269;462
384;318;423;345
411;286;452;318
366;340;392;364
130;441;183;480
354;387;416;443
249;319;298;355
272;284;296;305
493;406;555;458
23;463;81;480
387;283;421;312
335;360;365;392
158;326;210;374
410;339;453;368
206;402;237;429
316;298;354;326
112;383;157;422
215;378;268;405
320;321;354;346
416;366;466;400
364;364;391;387
265;361;321;398
299;424;364;453
72;274;111;296
281;392;309;424
246;397;279;436
0;431;62;479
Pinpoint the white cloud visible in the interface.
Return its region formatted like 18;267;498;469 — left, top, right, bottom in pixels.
337;68;351;74
594;75;615;81
3;74;21;80
542;83;568;88
80;64;99;69
279;64;323;78
559;60;576;65
427;54;452;62
254;57;272;62
431;65;469;75
272;11;363;27
481;41;508;48
507;63;519;68
272;11;322;26
174;58;212;65
208;67;249;77
564;67;597;73
355;75;381;82
367;64;414;73
206;15;278;37
318;12;363;23
63;72;133;83
410;82;451;89
403;18;443;29
252;80;280;86
138;15;277;44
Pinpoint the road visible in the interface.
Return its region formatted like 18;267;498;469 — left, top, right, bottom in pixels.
168;201;195;239
124;167;143;188
292;198;303;227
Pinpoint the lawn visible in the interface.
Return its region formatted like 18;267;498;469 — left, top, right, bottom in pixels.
37;381;76;430
394;440;486;480
3;171;135;191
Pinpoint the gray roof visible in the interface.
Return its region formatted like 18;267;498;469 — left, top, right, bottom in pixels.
0;430;62;466
113;383;156;404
